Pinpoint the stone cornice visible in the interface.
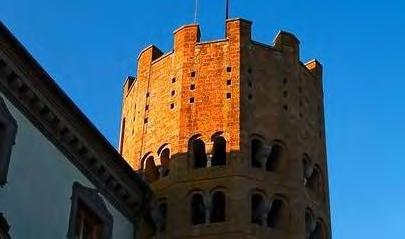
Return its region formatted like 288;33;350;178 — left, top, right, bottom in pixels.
0;22;151;221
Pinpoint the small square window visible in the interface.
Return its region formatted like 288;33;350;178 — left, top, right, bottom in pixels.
226;93;231;99
146;92;150;97
283;105;289;111
172;78;176;83
226;66;232;72
283;78;288;85
145;105;149;111
170;103;175;109
144;118;148;124
248;94;253;100
283;91;288;97
190;84;196;90
248;81;253;88
190;97;195;103
227;80;232;86
248;68;252;74
191;71;196;77
171;90;175;96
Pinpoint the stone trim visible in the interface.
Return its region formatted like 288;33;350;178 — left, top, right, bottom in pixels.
0;22;151;221
0;96;17;186
0;213;11;239
67;182;113;239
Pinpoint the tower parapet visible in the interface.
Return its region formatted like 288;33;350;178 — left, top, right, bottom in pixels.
120;18;331;239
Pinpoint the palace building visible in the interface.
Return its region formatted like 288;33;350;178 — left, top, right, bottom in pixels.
120;18;331;238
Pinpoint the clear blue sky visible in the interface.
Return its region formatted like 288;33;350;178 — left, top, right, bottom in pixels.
2;1;405;238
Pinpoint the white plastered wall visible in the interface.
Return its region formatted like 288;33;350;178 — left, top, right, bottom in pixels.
0;92;134;239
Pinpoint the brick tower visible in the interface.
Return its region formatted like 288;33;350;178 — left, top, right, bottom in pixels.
119;18;331;239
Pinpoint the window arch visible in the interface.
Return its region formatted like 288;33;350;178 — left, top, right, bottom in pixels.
190;137;207;168
305;209;314;238
267;198;287;228
211;136;226;166
210;191;225;223
307;165;324;200
191;193;206;225
251;193;265;225
266;142;284;171
303;154;312;185
251;138;264;168
159;148;170;177
144;156;159;183
309;220;327;239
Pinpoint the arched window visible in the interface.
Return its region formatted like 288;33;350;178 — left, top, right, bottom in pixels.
266;143;283;171
159;148;170;177
158;202;168;232
303;154;312;185
307;165;324;200
267;199;287;228
144;156;159;183
309;221;327;239
305;210;314;238
251;193;265;225
212;136;226;166
191;194;206;225
251;139;263;168
210;191;225;223
192;139;207;168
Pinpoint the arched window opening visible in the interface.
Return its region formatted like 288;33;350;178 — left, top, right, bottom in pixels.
307;166;323;199
303;155;312;185
160;148;170;177
266;144;283;171
210;191;225;223
191;194;206;225
212;136;226;166
192;139;207;168
144;156;159;183
251;193;265;225
251;139;263;168
309;221;327;239
305;210;314;238
267;199;286;228
158;202;168;232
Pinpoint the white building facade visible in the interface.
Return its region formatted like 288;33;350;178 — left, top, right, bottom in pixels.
0;23;152;239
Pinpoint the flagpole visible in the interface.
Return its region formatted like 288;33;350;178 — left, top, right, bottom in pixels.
225;0;230;37
194;0;198;23
225;0;230;20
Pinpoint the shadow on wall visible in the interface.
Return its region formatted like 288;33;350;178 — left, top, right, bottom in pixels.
136;134;328;239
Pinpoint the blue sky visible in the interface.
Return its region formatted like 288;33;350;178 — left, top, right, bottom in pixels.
1;0;405;238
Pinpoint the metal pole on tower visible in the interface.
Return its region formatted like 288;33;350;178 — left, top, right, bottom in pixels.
225;0;230;37
194;0;199;23
225;0;230;20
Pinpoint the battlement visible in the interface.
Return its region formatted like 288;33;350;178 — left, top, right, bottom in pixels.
127;18;314;96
